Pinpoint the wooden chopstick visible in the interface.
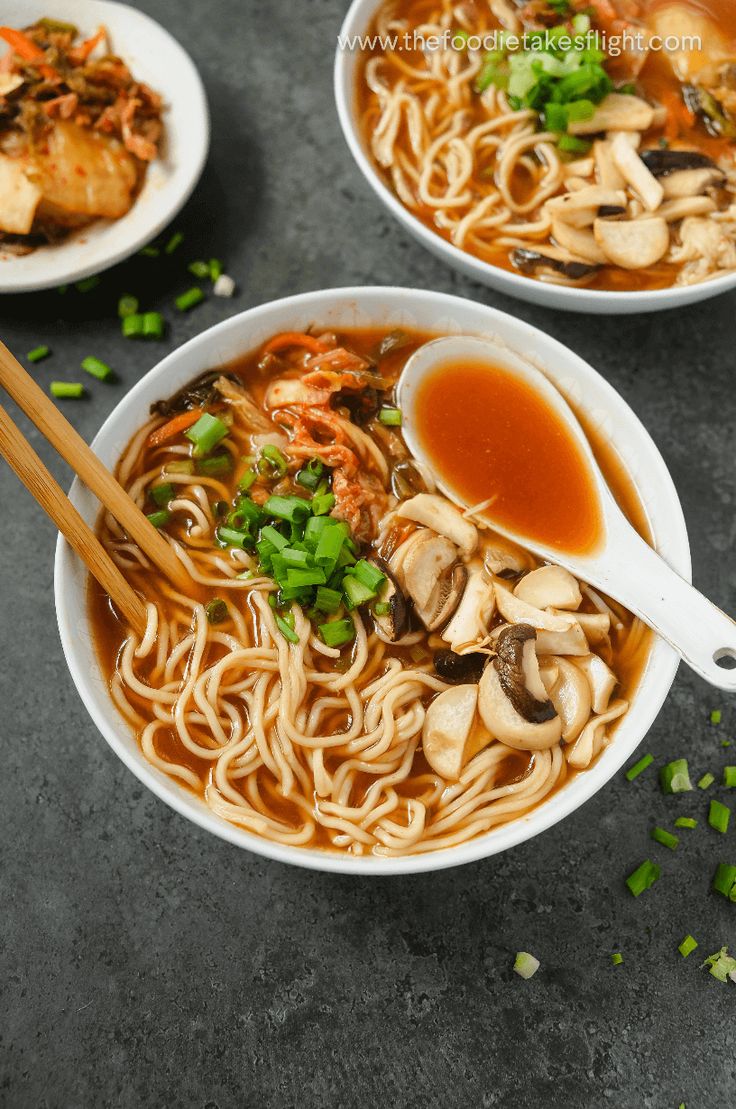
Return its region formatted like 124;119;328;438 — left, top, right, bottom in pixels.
0;404;148;638
0;340;190;594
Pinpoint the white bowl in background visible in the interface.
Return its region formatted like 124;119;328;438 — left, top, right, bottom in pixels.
334;0;736;315
0;0;209;293
55;287;689;873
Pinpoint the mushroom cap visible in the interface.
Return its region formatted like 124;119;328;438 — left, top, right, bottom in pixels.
371;559;410;643
397;494;478;556
422;684;479;781
495;583;577;632
478;625;562;751
514;565;582;611
394;530;467;631
442;562;495;653
543;656;593;743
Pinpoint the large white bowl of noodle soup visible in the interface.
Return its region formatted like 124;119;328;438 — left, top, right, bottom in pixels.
334;0;736;315
55;287;690;873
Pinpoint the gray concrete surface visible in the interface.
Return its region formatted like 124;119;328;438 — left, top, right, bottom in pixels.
1;2;735;1106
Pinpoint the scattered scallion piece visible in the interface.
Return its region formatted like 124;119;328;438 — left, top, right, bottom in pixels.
146;509;171;529
723;740;732;748
118;294;139;318
650;826;678;851
713;863;736;899
27;344;50;363
143;312;164;339
176;286;205;312
611;953;623;966
374;601;391;617
378;406;402;426
122;313;145;339
709;799;731;834
513;952;540;980
166;460;195;475
319;618;355;648
81;356;112;382
724;767;736;788
197;454;232;477
205;598;228;625
678;935;698;958
216;526;250;549
312;492;336;517
264;494;311;523
674;816;698;829
261;444;288;476
626;859;661;897
209;258;223;281
711;709;722;725
140;245;159;257
188;260;210;279
701;946;736;983
698;772;715;790
50;382;83;398
185;412;228;457
660;759;692;794
150;483;174;507
275;614;300;644
558;134;592;155
165;230;184;254
625;753;653;782
75;275;99;293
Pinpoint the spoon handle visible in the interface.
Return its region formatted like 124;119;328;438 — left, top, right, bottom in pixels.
588;523;736;692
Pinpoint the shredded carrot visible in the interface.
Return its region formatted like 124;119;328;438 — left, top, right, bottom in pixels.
263;332;331;356
0;26;57;80
147;408;204;448
70;27;106;64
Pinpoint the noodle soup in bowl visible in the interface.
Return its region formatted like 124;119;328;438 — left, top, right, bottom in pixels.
335;0;736;314
55;287;689;873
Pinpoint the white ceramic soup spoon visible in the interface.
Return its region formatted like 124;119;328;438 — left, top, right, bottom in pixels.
397;336;736;692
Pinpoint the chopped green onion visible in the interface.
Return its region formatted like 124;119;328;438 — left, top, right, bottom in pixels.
312;492;336;517
315;522;347;566
723;740;732;748
118;295;139;318
216;526;250;549
319;618;355;648
143;312;164;339
709;800;731;834
176;286;205;312
281;547;310;568
261;525;288;551
724;767;736;788
165;230;184;254
558;134;592;155
264;495;311;523
678;935;698;958
146;509;171;529
57;284;68;294
674;816;698;829
209;258;223;281
611;953;623;966
139;245;160;257
122;313;145;338
513;952;540;980
205;598;228;625
713;863;736;898
353;560;386;593
276;614;300;644
374;601;391;617
698;772;715;790
237;470;257;493
27;345;50;363
296;458;324;490
75;275;99;293
701;947;736;983
626;859;661;898
660;759;692;794
315;586;342;614
81;356;112;381
625;753;654;782
378;406;402;426
197;454;232;477
50;382;84;398
287;568;326;589
188;260;210;278
650;826;679;851
343;575;375;607
150;482;174;507
185;412;229;457
261;444;288;476
166;460;195;475
711;709;722;725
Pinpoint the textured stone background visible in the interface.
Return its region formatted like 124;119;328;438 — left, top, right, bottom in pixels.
0;2;734;1106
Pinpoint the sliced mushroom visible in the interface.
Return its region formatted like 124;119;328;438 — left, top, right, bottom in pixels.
552;219;608;264
658;195;717;222
593;217;670;269
610;133;664;211
568;93;654;135
442;562;495;653
478;625;562;751
542;656;592;743
398;532;466;631
594;140;626;190
514;565;582;611
397;494;477;556
264;378;330;408
371;560;410;642
573;654;618;714
660;167;727;199
483;536;533;580
511;247;600;282
566;611;611;647
534;622;590;656
639;149;721;177
566;699;629;770
547;187;628;228
434;649;488;685
494;584;577;633
422;684;479;780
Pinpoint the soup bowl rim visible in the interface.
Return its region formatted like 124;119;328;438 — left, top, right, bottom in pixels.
54;285;690;874
333;0;736;316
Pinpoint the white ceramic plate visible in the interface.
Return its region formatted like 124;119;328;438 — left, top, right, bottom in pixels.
0;0;209;293
55;287;690;874
334;0;736;315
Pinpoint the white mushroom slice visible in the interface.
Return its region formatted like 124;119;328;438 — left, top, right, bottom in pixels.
264;379;329;408
534;622;589;656
563;157;595;179
400;532;467;631
397;494;478;556
0;154;42;235
478;626;562;751
442;563;495;653
594;141;625;190
538;660;560;691
611;133;664;211
593;217;669;269
608;130;641;149
658;196;717;222
483;538;532;579
567;611;611;646
422;684;479;781
552;219;608;264
514;565;582;611
573;654;618;714
568;93;654;135
547;187;627;216
661;167;726;198
545;657;593;743
495;584;576;633
566;699;629;769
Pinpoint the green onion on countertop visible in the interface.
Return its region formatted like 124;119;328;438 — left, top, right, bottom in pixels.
50;382;84;398
165;230;184;254
678;935;698;958
724;767;736;787
27;345;50;363
626;859;660;897
81;356;113;382
650;826;678;851
702;947;736;983
513;952;540;979
698;772;715;790
709;800;731;834
625;753;653;782
611;953;623;966
176;287;205;312
674;817;698;829
118;295;139;318
660;759;692;794
713;863;736;899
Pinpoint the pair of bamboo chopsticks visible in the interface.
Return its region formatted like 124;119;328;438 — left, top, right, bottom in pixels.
0;340;191;639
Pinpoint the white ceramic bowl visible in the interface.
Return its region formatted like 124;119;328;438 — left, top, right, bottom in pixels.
334;0;736;315
55;287;690;873
0;0;209;293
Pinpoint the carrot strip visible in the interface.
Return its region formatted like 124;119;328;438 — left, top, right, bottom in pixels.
0;27;58;80
263;332;331;356
147;408;204;448
70;27;106;64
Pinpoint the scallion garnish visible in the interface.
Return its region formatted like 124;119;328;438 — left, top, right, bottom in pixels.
625;753;653;782
678;935;698;958
650;826;678;851
188;260;210;278
611;953;623;966
197;454;233;477
27;345;50;363
275;614;300;644
713;863;736;899
264;495;311;523
118;295;139;318
698;772;715;790
122;313;145;339
312;492;336;516
165;230;184;254
378;406;402;426
75;275;99;293
261;444;288;476
660;759;692;794
319;618;355;648
724;767;736;788
185;412;229;458
674;816;698;829
175;286;205;312
709;800;731;834
209;258;223;281
205;598;228;624
146;509;171;529
238;469;257;492
140;245;159;257
626;859;660;897
81;356;113;382
50;382;84;399
701;947;736;983
513;952;540;979
166;460;195;475
150;483;174;507
143;312;164;339
710;709;722;725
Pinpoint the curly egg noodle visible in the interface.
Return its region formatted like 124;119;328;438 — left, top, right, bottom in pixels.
93;328;650;857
